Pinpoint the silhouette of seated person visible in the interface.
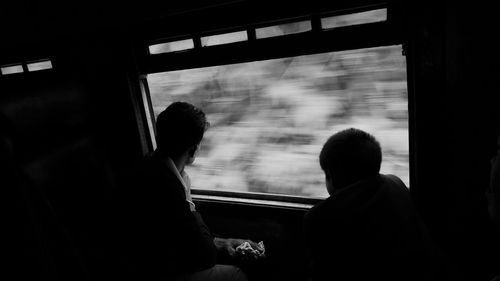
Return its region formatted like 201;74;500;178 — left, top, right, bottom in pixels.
0;112;89;281
486;135;500;281
303;128;460;281
118;102;262;281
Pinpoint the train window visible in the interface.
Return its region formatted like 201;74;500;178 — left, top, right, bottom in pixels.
200;30;248;47
255;20;312;39
27;59;53;72
321;8;387;30
1;64;24;75
146;45;409;199
149;39;195;55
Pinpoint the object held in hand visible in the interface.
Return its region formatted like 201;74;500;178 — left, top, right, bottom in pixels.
235;241;266;259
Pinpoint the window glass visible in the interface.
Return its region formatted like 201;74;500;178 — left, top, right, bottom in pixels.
256;20;312;39
321;8;387;30
149;39;195;54
1;64;24;75
27;60;52;71
147;45;408;198
201;31;248;47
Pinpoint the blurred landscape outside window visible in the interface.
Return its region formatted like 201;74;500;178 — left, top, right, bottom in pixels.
147;43;408;198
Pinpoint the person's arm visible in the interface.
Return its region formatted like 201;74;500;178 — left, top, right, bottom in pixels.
166;198;217;272
138;169;217;274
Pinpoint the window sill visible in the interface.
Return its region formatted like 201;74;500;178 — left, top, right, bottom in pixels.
192;193;317;210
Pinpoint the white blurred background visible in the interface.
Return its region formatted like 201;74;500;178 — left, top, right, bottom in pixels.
148;45;408;198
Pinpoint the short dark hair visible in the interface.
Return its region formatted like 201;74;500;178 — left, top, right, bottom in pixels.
319;128;382;188
155;102;209;158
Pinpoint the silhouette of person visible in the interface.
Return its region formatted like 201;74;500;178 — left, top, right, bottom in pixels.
486;135;500;281
117;102;262;281
0;112;90;281
303;128;461;281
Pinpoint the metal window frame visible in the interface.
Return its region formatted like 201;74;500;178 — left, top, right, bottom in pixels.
136;4;413;205
143;19;399;74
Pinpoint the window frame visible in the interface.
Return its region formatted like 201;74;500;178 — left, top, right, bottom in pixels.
136;4;412;206
143;21;399;74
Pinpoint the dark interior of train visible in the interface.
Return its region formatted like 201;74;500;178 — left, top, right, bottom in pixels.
1;0;500;280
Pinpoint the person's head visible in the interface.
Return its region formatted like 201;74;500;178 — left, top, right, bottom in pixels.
487;135;500;228
319;128;382;195
155;102;209;163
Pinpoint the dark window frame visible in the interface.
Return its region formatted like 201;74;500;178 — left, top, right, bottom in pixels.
136;4;412;206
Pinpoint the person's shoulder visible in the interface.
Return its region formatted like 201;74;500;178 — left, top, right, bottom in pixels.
140;153;162;171
139;153;176;180
129;154;180;196
375;174;412;202
304;197;334;221
379;174;408;190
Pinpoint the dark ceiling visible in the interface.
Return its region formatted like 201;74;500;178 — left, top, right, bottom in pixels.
0;0;237;38
0;0;243;58
0;0;391;60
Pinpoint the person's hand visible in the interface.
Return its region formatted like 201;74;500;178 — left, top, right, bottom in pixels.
214;237;265;260
234;239;266;261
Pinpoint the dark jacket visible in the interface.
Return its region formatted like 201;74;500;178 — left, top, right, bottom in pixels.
304;174;458;281
117;153;217;279
2;154;90;281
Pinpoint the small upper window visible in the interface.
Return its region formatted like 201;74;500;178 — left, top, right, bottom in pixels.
1;64;24;75
256;20;312;39
27;60;53;72
201;31;248;47
149;39;195;54
321;8;387;30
